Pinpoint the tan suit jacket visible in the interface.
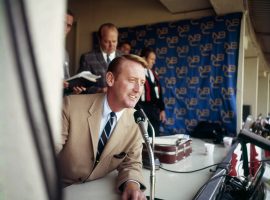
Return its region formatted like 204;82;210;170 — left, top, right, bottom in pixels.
57;93;146;191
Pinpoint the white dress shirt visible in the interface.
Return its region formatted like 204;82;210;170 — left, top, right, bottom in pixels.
101;50;116;63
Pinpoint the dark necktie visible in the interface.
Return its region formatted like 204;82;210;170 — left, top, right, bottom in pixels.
106;54;111;64
96;112;116;161
147;69;153;82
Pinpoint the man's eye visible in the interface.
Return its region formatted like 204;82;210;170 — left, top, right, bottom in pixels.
129;79;135;82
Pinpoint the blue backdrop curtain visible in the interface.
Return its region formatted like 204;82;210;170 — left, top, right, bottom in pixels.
94;13;242;136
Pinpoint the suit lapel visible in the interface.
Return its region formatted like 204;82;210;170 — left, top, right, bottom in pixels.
95;49;107;66
88;94;105;159
96;49;122;67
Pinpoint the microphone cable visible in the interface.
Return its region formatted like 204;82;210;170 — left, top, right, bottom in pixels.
159;158;270;174
159;162;231;173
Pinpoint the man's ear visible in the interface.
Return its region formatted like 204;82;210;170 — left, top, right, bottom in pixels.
106;72;114;87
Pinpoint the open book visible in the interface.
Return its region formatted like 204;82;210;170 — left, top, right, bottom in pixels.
65;71;101;88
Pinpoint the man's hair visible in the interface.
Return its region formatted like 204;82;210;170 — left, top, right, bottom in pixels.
140;47;155;58
107;54;147;77
67;9;74;18
98;23;118;40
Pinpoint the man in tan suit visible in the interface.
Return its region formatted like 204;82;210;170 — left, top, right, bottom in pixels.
57;54;147;200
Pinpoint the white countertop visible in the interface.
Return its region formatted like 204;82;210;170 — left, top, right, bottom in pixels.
64;138;227;200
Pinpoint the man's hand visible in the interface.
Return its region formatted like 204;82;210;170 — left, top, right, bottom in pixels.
159;110;166;123
72;86;86;94
63;81;69;89
121;182;146;200
63;81;86;94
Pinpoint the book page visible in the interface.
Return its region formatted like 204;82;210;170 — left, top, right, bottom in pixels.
65;71;101;82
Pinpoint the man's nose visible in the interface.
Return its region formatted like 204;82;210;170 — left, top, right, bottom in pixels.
133;82;140;92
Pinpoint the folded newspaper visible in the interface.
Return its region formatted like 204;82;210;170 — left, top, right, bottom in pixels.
65;71;101;88
149;134;191;145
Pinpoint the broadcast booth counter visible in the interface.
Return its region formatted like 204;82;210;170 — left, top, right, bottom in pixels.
64;138;228;200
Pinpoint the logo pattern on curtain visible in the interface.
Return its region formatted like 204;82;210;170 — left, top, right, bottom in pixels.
93;13;242;136
117;13;242;136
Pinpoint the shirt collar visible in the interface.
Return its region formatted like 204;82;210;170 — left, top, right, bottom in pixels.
103;95;124;121
101;49;116;61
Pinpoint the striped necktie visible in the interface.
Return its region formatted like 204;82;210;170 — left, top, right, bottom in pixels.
96;112;116;162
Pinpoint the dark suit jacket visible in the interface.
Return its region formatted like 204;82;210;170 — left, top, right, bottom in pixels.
136;69;165;136
78;49;122;93
138;69;165;111
57;93;146;191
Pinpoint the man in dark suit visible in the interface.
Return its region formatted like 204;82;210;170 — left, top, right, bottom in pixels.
63;9;86;95
136;47;166;136
78;23;122;94
57;54;148;200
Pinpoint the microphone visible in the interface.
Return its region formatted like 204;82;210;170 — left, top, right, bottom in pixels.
134;110;150;143
140;108;155;139
134;110;156;200
238;129;270;151
237;129;267;197
238;129;270;177
242;115;254;130
134;108;155;146
134;105;155;137
134;108;160;170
